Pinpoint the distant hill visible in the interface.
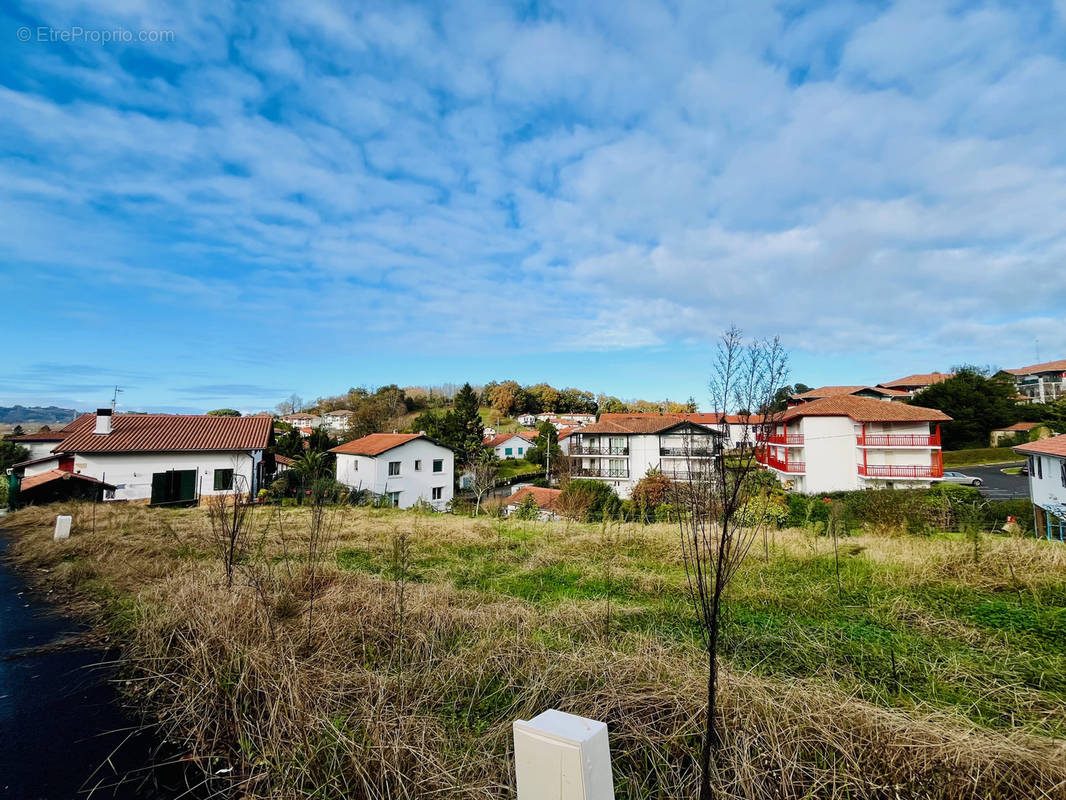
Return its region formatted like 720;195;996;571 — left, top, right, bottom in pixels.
0;406;80;424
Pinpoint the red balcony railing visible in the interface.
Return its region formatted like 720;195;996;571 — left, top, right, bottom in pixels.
756;450;805;473
856;432;940;448
858;464;943;479
757;433;804;445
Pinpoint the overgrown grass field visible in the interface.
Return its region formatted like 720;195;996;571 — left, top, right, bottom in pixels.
3;503;1065;799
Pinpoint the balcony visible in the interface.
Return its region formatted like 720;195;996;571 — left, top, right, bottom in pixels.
570;444;629;456
856;433;940;448
858;464;942;479
755;451;805;473
756;433;804;446
572;466;630;479
660;446;718;457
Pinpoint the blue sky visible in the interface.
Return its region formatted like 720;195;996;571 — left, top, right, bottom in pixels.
3;0;1066;413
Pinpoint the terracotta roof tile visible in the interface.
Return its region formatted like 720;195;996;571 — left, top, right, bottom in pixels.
20;469;115;492
1014;434;1066;458
779;396;951;423
878;373;953;389
791;385;909;400
330;433;444;457
1001;360;1066;376
4;429;69;441
56;414;273;454
506;486;562;511
993;422;1043;432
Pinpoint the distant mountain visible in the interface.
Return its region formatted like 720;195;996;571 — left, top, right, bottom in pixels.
0;406;80;424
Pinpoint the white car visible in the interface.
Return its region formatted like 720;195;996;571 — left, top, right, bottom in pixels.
939;470;982;487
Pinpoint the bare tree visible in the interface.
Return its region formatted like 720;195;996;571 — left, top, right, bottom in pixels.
675;326;788;800
276;393;304;416
206;472;252;588
304;478;339;650
468;451;499;516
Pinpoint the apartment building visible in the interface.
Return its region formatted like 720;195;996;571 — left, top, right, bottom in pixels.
756;396;951;493
566;416;723;498
999;360;1066;404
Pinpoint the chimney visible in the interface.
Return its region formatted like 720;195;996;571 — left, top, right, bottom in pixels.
94;408;113;435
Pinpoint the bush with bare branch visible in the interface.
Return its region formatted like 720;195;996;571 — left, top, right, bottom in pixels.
675;325;789;800
205;472;252;588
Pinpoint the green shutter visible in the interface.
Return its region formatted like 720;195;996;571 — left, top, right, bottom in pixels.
179;470;196;501
151;472;167;505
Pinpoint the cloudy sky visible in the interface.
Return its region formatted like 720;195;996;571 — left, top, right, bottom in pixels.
3;0;1065;413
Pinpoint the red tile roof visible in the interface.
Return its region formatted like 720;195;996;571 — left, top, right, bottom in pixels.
20;469;115;492
593;412;763;432
56;414;273;454
506;486;562;511
483;432;528;448
1013;434;1066;458
1001;360;1066;376
779;396;951;423
4;429;69;441
878;373;953;389
791;385;909;400
993;422;1043;432
274;453;296;466
330;433;445;457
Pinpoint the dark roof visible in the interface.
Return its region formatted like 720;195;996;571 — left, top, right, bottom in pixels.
779;396;951;423
56;414;272;454
330;433;451;457
4;429;68;442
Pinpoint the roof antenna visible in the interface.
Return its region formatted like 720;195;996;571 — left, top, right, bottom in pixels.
111;385;123;413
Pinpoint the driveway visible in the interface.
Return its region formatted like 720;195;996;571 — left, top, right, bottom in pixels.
946;461;1031;501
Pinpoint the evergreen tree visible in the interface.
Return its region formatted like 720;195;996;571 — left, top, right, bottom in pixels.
908;366;1018;449
449;383;485;465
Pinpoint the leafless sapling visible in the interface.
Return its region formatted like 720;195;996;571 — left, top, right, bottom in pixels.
206;471;252;588
675;326;788;800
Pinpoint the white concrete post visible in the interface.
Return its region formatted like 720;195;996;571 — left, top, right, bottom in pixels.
513;709;614;800
54;515;72;541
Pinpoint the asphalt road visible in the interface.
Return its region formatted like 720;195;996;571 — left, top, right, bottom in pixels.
946;461;1030;500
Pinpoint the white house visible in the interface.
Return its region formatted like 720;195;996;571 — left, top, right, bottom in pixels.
331;433;454;510
516;414;537;427
12;409;273;505
484;431;536;460
999;360;1066;404
281;412;320;429
756;396;951;494
1013;435;1066;542
567;416;724;499
4;415;89;459
323;409;355;432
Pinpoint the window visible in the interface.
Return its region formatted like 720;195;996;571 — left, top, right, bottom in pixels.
505;447;513;456
388;461;401;476
387;491;401;507
1061;460;1066;488
213;468;234;491
432;487;443;500
415;459;422;471
1037;456;1043;480
518;447;524;455
432;459;443;473
353;458;358;471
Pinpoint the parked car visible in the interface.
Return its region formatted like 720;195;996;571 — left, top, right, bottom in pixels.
1019;464;1029;476
940;470;982;487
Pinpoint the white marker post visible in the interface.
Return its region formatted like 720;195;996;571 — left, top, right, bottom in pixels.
513;709;614;800
54;515;72;541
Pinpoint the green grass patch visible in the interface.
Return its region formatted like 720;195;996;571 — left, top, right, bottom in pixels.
942;447;1022;467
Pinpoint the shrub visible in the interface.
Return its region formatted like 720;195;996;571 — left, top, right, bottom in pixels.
558;479;620;522
512;494;540;521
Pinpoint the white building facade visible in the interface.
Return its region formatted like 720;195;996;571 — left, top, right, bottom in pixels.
484;432;535;460
1014;436;1066;542
567;418;723;498
331;433;454;510
756;396;950;494
1000;360;1066;404
13;410;273;505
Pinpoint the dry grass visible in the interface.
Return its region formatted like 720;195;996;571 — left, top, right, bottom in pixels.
3;502;1066;799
